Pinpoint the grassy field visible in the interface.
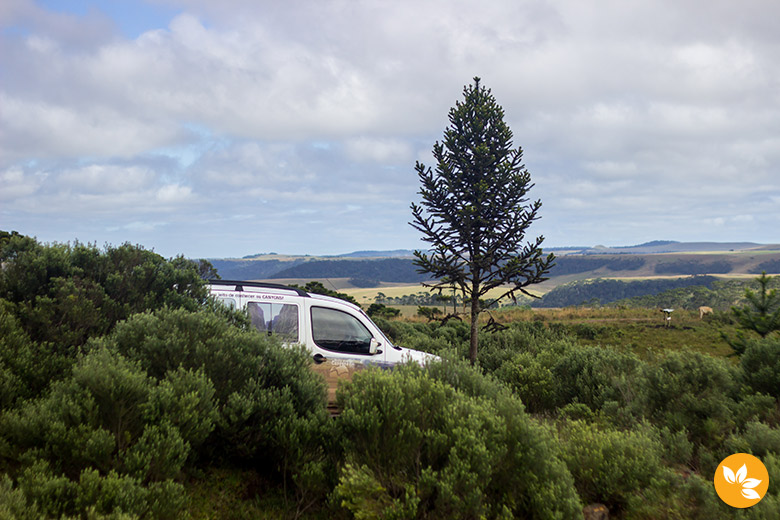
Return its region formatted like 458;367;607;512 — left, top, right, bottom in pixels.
388;305;739;359
491;306;737;358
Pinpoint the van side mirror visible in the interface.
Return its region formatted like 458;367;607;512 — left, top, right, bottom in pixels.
369;338;381;355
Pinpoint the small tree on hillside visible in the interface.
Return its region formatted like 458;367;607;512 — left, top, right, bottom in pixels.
724;271;780;355
410;77;555;365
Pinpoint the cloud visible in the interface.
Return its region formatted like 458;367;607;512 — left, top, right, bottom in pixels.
0;166;46;200
3;0;780;256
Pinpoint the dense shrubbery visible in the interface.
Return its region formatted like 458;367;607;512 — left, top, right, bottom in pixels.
0;235;207;402
2;233;779;518
0;236;330;518
334;363;582;519
382;318;780;518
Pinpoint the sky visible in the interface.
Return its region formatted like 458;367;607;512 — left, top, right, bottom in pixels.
2;0;779;259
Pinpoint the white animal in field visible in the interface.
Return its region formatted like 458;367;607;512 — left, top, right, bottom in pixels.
699;306;714;319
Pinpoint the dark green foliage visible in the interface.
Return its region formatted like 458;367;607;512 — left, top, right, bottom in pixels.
288;280;360;306
556;421;665;512
0;303;41;408
732;272;780;334
723;273;780;356
334;363;582;519
366;303;401;319
654;260;733;275
348;277;380;288
273;259;429;283
740;337;780;398
409;78;554;364
98;308;329;470
550;256;646;275
415;306;442;321
631;351;739;460
196;259;220;280
534;276;717;308
0;347;201;518
0;236;207;397
480;325;640;416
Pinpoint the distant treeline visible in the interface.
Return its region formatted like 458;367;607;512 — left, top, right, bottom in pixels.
268;258;431;283
532;276;719;308
210;254;778;284
210;258;307;280
653;260;732;275
752;259;780;274
549;256;646;275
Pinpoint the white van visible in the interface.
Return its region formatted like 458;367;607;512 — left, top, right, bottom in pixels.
208;280;433;405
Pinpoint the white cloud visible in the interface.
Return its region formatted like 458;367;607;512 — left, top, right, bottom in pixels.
344;138;413;163
0;166;46;200
156;183;193;203
3;0;780;256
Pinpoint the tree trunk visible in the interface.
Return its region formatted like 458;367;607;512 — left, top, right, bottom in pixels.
469;285;480;365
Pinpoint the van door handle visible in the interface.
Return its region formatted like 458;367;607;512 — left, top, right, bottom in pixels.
313;353;327;364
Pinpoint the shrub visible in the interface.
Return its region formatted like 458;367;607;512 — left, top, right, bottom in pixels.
0;348;200;517
366;303;401;319
101;307;330;497
486;332;640;418
556;420;665;512
632;351;739;457
333;363;581;519
740;337;780;398
0;303;40;408
0;237;207;397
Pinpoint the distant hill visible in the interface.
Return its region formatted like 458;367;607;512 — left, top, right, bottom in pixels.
206;242;780;284
573;241;774;254
335;250;416;258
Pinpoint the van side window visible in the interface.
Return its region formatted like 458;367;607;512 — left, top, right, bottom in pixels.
217;297;237;308
247;302;299;342
311;306;373;354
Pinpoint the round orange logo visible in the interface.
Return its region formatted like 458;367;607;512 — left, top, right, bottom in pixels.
714;453;769;508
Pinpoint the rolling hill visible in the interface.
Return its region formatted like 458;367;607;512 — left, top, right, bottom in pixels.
209;242;780;285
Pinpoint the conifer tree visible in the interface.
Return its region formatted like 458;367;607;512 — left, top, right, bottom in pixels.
410;78;554;364
725;272;780;355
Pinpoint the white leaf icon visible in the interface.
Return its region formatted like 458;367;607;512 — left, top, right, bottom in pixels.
742;488;761;500
736;464;748;483
742;478;762;489
723;465;736;484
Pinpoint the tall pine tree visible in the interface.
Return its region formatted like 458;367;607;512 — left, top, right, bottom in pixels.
410;78;554;365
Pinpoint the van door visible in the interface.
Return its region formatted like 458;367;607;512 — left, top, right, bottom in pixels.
306;302;386;363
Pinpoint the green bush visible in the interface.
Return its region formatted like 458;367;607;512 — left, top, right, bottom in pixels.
333;362;581;519
101;307;330;500
0;474;41;519
740;337;780;398
487;334;640;417
0;237;208;398
16;460;183;519
556;420;665;512
0;303;40;408
477;321;574;375
0;347;200;517
632;351;739;455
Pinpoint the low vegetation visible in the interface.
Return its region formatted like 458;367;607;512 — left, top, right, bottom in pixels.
1;233;778;518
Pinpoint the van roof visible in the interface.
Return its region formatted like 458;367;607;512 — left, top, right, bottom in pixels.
207;279;366;313
207;279;309;297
